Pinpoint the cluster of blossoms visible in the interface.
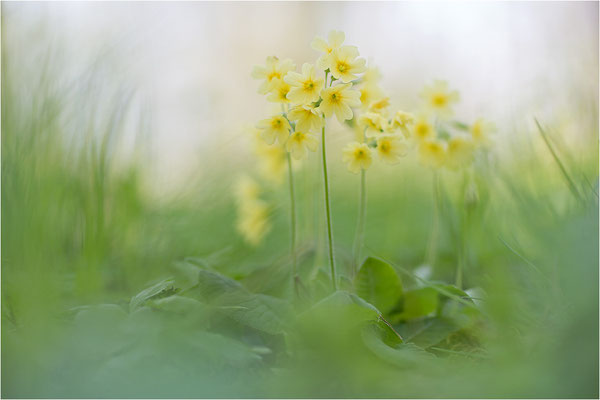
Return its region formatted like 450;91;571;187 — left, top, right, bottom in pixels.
410;80;495;171
252;30;370;162
234;175;271;246
343;66;415;173
251;31;423;177
237;30;495;296
248;125;288;185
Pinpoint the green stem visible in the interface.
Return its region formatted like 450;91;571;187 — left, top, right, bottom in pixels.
352;128;368;276
321;125;337;291
535;118;583;202
352;168;366;276
426;171;441;267
286;152;298;296
456;171;468;289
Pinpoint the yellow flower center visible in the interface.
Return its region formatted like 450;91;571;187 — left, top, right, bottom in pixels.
267;72;281;81
330;92;340;104
360;90;370;104
336;61;349;73
431;93;448;107
278;87;290;100
303;80;315;91
472;123;482;138
380;141;390;153
271;119;282;128
415;122;430;138
354;149;367;160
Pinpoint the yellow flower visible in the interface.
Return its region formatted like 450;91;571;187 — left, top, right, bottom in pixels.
286;131;319;160
470;118;495;147
420;80;460;119
311;30;345;70
235;175;261;201
368;97;391;116
359;83;384;110
445;135;475;170
318;83;361;123
342;142;373;174
411;114;436;142
359;112;388;138
288;104;323;133
254;138;287;184
361;66;382;85
237;199;271;246
377;135;408;165
418;139;446;169
392;110;415;138
266;78;291;103
256;115;291;145
234;175;271;246
251;56;296;94
326;46;367;83
284;63;324;105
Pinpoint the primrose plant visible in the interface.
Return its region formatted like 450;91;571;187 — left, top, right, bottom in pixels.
244;30;495;294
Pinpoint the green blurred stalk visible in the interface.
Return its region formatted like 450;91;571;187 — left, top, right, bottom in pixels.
426;171;441;267
352;128;368;276
286;152;298;297
321;124;337;291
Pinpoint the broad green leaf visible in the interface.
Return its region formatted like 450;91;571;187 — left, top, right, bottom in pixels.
430;282;473;301
354;257;403;314
188;269;291;335
299;290;381;327
73;304;128;326
129;279;179;312
392;287;439;321
195;270;244;302
150;295;208;315
397;317;462;349
184;331;263;366
361;323;434;368
217;292;291;335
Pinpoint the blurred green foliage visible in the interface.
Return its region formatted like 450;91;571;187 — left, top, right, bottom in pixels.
1;25;598;399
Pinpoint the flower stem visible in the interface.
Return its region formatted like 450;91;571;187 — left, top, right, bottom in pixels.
456;170;470;289
352;128;368;276
426;170;441;267
321;125;337;291
352;168;367;276
286;152;298;296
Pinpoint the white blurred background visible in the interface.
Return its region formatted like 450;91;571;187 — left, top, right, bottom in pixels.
4;1;598;190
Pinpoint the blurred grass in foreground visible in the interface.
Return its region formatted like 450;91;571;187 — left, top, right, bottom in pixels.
1;25;599;399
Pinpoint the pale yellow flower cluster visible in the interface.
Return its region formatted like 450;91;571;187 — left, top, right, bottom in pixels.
248;126;287;185
342;67;413;174
234;175;271;246
252;30;366;161
342;75;495;173
411;80;495;170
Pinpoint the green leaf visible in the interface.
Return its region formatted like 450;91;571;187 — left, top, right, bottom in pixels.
73;304;128;327
392;287;439;321
129;279;180;312
299;290;381;326
189;269;291;335
150;295;208;315
184;331;263;366
361;323;435;368
397;317;462;349
194;269;244;302
354;257;403;314
218;292;291;335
